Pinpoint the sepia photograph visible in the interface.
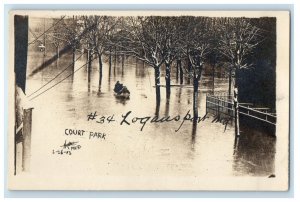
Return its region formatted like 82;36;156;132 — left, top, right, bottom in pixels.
8;10;290;190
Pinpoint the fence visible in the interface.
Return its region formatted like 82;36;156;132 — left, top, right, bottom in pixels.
206;94;276;126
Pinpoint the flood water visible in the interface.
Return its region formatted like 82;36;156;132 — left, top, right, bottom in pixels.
25;48;276;178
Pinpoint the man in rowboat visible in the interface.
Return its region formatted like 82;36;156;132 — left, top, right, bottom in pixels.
114;81;130;96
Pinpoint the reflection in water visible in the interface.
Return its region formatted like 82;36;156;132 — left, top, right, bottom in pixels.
107;72;111;92
155;100;160;116
55;56;59;69
165;98;170;116
87;70;91;92
177;86;182;103
29;45;71;77
166;90;171;100
135;61;146;78
191;122;197;151
233;136;239;155
115;97;130;105
232;124;276;176
109;53;112;77
114;54;116;76
186;88;192;106
121;55;125;77
25;47;276;178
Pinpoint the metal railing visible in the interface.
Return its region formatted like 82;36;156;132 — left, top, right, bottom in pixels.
206;95;276;125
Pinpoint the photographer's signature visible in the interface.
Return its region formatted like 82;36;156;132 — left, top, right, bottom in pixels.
52;140;81;155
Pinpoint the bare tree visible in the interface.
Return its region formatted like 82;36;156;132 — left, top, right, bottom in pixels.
162;17;182;98
81;15;119;91
61;16;82;68
208;18;222;95
180;16;213;120
216;17;262;96
47;18;69;60
119;16;168;103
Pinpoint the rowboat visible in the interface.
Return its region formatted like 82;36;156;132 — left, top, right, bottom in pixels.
114;83;130;99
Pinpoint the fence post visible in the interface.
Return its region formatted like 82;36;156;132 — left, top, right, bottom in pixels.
22;108;33;171
234;87;240;136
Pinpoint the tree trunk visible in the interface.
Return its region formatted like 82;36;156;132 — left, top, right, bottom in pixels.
165;98;170;116
193;76;199;122
176;59;179;81
109;50;112;77
165;62;171;98
212;62;215;95
87;49;91;91
155;99;160;116
154;66;161;103
55;46;59;68
121;54;125;76
72;47;75;64
98;53;103;91
114;46;117;76
56;46;60;59
86;49;89;68
114;46;117;63
228;67;232;96
71;47;76;81
187;57;192;84
72;48;76;66
180;61;183;85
